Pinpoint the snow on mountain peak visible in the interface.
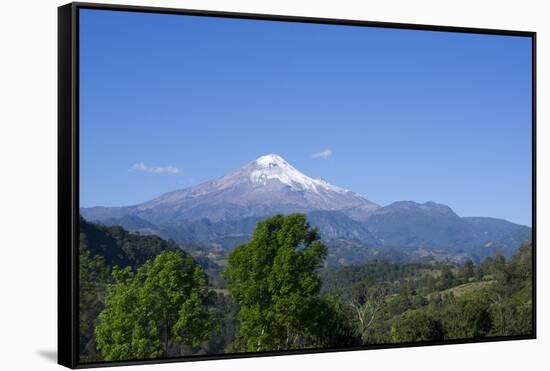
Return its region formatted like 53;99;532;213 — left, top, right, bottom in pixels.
94;153;380;223
254;153;288;168
250;154;347;194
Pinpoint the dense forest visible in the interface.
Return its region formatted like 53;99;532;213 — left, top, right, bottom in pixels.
79;214;533;363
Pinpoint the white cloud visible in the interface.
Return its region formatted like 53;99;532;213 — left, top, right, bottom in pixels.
311;149;333;160
130;162;181;174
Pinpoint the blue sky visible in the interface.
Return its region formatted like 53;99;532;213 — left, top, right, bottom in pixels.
79;9;532;225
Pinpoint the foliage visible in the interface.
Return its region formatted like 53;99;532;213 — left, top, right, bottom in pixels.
224;214;353;351
79;214;533;361
79;245;110;362
440;292;492;339
348;285;387;342
323;241;533;345
460;260;475;281
488;241;533;336
391;310;445;342
80;217;180;269
95;251;216;361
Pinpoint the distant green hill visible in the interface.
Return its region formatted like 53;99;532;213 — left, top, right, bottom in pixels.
79;216;180;268
79;216;224;285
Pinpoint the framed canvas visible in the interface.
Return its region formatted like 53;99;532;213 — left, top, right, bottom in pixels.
58;2;536;368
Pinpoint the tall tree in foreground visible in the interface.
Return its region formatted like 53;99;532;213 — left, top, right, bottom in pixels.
224;214;351;351
95;251;216;361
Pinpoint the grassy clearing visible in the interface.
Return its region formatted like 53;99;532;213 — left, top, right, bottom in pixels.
440;280;495;298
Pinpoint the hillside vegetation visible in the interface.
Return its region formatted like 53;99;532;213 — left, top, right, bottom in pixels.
79;215;533;362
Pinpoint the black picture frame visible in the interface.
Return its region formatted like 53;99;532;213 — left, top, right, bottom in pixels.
58;2;537;369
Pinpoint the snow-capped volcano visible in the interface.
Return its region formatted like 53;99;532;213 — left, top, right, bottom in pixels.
82;154;380;224
249;154;348;194
80;154;531;264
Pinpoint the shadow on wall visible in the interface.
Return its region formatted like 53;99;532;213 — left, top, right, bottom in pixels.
36;350;57;363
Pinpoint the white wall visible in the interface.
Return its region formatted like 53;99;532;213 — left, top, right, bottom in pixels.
0;0;547;369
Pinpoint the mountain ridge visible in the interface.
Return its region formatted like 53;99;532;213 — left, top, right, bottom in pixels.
81;154;531;264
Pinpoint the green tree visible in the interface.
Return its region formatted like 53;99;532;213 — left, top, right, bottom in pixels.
391;310;444;342
490;296;532;336
439;265;455;290
491;253;509;285
510;241;533;280
474;265;485;281
79;245;110;361
224;214;337;351
95;251;216;361
489;242;533;336
441;293;492;339
306;294;360;347
460;260;475;281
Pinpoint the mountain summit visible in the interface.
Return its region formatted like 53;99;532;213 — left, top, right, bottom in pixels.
81;154;531;264
249;154;348;194
83;154;380;224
